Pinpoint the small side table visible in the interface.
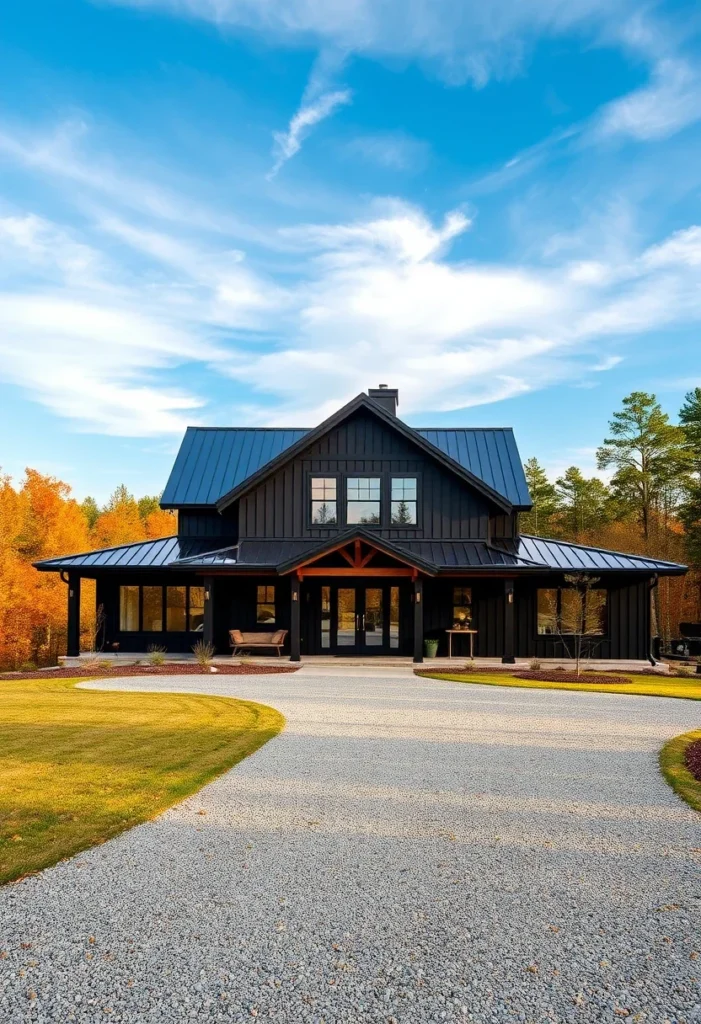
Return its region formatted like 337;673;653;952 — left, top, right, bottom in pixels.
446;629;477;659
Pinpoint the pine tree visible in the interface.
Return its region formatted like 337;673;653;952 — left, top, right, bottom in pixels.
81;496;100;530
597;392;689;541
679;387;701;563
520;458;558;535
555;467;611;538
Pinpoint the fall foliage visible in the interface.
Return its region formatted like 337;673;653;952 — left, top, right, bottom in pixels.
0;475;175;669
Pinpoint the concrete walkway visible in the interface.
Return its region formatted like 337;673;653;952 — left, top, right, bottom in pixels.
1;667;700;1023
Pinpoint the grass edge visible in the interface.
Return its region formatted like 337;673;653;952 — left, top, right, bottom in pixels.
659;729;701;814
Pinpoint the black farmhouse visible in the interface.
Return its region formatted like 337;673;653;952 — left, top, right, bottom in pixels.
36;386;686;663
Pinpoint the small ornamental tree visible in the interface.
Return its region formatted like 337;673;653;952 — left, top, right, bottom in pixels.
540;573;601;675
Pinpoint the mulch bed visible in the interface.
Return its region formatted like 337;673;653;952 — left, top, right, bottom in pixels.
684;739;701;783
513;670;631;684
417;666;634;684
0;663;298;681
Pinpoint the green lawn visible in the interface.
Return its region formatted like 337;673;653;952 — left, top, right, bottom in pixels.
659;729;701;813
418;670;701;701
0;678;284;885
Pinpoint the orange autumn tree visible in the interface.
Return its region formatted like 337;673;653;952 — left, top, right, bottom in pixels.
0;473;177;669
0;470;91;668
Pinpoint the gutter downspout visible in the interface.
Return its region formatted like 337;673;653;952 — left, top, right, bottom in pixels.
648;574;659;666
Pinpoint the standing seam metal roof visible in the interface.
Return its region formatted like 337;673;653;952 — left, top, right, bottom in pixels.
160;425;531;508
33;533;686;574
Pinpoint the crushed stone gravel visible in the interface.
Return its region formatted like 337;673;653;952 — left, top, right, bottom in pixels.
1;668;700;1023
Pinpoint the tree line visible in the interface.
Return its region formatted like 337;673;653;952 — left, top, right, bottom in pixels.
521;389;701;640
0;476;175;669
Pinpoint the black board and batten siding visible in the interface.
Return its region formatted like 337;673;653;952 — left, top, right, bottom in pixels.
238;410;492;542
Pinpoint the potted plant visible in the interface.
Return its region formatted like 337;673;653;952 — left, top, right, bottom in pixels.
424;638;439;658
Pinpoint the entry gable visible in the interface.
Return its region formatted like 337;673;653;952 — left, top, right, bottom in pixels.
216;392;512;513
277;527;438;576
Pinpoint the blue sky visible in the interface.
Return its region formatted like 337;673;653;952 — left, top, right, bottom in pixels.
1;0;701;501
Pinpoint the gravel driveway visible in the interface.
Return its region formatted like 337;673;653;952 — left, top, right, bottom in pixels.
2;668;700;1023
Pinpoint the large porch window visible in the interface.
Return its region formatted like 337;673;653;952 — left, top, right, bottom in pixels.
537;587;608;635
118;584;204;633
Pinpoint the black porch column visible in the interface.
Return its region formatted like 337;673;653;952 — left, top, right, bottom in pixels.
66;571;81;658
203;576;215;650
502;578;515;664
413;576;424;663
290;575;301;662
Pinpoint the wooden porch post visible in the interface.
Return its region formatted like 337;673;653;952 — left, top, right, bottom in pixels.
203;576;215;650
290;575;301;662
66;571;81;658
413;576;424;663
502;578;515;664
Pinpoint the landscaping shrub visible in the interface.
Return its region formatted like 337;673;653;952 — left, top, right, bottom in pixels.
192;640;215;670
146;644;167;667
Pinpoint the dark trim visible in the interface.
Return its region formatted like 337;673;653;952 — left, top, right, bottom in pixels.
502;578;515;664
214;393;513;514
290;577;301;661
66;571;81;658
413;577;424;663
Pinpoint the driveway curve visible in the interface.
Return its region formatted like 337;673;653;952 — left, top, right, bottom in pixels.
1;667;700;1023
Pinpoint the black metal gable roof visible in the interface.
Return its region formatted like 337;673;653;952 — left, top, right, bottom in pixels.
161;393;530;512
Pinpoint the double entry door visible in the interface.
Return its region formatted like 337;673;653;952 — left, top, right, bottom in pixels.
322;582;401;654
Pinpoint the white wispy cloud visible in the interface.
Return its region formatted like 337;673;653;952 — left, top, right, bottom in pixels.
594;57;701;141
269;88;352;178
2;116;701;437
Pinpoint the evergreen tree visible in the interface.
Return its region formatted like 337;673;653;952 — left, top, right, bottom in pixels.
81;496;100;530
679;387;701;563
555;467;611;537
597;392;689;540
520;458;558;535
137;495;161;520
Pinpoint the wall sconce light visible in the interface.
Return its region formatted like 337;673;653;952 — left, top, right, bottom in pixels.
292;592;298;602
69;589;74;598
507;590;514;604
416;592;421;603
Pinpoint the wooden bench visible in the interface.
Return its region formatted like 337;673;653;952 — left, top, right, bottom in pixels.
229;629;288;656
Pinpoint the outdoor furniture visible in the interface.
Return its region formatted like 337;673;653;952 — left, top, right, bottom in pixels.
229;629;288;656
445;628;477;659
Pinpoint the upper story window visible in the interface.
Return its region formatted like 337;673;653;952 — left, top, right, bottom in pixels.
311;477;337;525
391;477;417;525
347;477;381;524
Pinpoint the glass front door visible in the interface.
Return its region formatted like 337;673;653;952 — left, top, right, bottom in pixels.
322;583;401;654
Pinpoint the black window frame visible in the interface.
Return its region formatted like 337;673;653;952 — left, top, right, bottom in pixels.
346;475;383;527
535;585;609;638
118;584;206;634
389;475;419;528
307;473;340;529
